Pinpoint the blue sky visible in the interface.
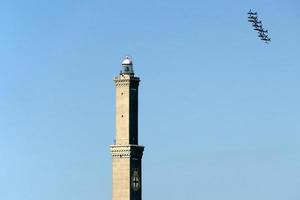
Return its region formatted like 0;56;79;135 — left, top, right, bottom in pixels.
0;0;300;200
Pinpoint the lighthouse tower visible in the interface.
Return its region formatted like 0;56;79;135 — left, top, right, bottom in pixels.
110;56;144;200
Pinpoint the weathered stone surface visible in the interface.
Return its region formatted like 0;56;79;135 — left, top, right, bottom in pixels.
110;71;144;200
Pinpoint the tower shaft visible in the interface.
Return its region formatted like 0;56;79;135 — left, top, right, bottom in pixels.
110;59;144;200
114;75;139;145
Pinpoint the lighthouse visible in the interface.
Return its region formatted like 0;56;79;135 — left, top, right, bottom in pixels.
110;56;144;200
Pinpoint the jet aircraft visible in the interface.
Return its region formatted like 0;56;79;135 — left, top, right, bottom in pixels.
253;23;262;28
261;37;271;43
248;15;258;20
248;18;258;23
253;20;262;24
254;27;263;32
258;32;267;38
248;10;257;16
248;9;271;44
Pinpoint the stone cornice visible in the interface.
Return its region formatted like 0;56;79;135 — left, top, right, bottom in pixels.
114;76;140;87
110;145;144;158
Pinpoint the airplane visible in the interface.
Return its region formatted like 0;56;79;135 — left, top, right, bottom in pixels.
248;10;257;16
262;37;271;41
248;18;258;23
252;20;262;24
248;20;258;23
254;27;263;32
247;10;271;44
258;32;268;38
248;16;258;23
252;23;262;28
261;37;271;43
248;15;258;20
253;25;263;31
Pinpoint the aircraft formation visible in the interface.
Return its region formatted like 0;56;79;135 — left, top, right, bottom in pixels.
248;10;271;44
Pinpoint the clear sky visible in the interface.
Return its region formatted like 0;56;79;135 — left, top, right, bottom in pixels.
1;0;300;200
